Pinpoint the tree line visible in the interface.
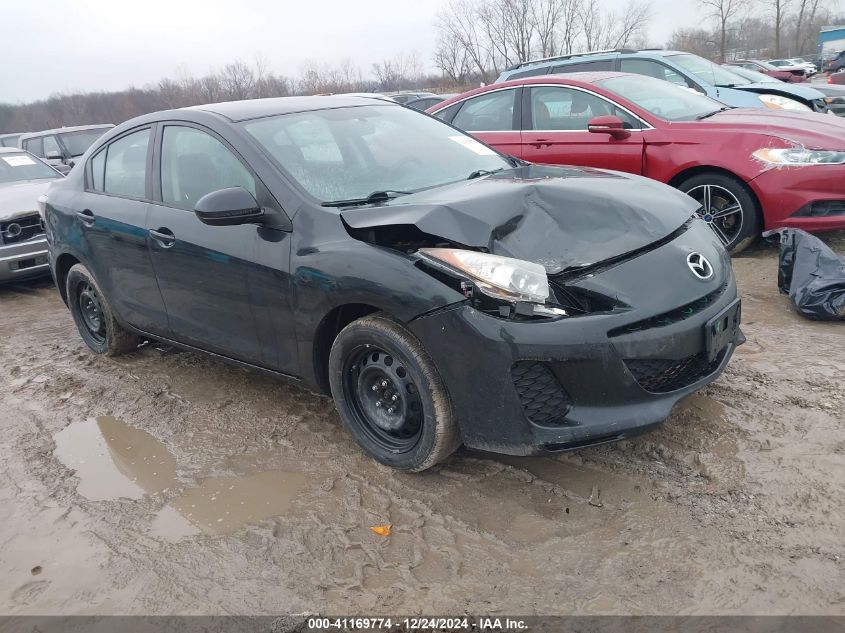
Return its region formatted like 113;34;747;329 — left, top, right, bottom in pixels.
2;0;842;134
675;0;842;62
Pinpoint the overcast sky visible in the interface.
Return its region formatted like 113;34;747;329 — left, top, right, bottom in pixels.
1;0;699;103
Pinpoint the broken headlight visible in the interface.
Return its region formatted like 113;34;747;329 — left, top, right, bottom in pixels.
418;248;549;304
752;148;845;165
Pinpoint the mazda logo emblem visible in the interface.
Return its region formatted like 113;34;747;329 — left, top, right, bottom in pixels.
687;252;713;280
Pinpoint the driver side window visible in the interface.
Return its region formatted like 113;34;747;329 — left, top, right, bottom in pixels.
530;87;640;130
160;126;256;210
621;59;693;88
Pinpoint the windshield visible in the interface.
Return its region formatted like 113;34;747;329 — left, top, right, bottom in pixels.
0;152;58;183
669;53;749;87
599;74;725;121
244;104;511;203
59;128;110;157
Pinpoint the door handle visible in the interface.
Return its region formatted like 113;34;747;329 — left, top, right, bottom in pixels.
149;227;176;248
76;209;95;226
530;138;551;148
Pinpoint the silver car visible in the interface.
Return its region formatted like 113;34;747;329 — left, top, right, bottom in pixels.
0;148;62;283
19;124;113;175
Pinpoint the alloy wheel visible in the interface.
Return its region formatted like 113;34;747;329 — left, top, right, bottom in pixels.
686;184;744;247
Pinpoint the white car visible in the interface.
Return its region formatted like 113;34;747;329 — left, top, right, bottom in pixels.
0;148;63;283
767;59;811;77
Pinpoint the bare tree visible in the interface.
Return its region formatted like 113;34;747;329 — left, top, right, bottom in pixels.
435;0;497;82
219;60;256;101
699;0;742;61
766;0;792;56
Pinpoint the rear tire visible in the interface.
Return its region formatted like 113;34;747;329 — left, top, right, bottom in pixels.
66;264;140;356
676;172;760;254
328;314;461;471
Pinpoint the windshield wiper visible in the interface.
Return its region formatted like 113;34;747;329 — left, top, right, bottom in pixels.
696;106;732;120
467;167;505;180
715;83;739;88
322;190;412;207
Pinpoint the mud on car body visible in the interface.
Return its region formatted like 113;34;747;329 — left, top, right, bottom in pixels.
43;96;743;470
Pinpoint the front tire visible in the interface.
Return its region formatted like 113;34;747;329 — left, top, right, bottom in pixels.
66;264;140;356
676;172;760;254
328;314;461;471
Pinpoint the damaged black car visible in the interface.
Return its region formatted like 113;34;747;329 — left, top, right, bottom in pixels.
43;96;744;471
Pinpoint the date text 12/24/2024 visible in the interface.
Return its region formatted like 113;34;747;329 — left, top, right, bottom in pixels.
306;617;528;631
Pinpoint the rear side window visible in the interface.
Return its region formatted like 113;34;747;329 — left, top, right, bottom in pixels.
620;59;691;87
24;137;44;157
509;66;551;79
102;128;150;198
160;126;256;210
452;89;516;131
551;60;613;73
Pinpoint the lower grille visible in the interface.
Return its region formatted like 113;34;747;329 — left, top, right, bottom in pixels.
1;213;44;246
510;361;572;425
625;349;727;393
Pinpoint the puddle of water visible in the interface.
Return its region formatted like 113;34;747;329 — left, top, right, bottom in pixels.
53;416;177;501
54;416;309;538
168;470;308;535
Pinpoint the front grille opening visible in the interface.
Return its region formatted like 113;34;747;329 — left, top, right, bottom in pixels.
511;361;573;426
608;283;727;337
0;213;44;246
625;348;727;393
548;283;620;316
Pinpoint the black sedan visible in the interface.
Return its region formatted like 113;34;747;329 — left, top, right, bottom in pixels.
43;96;742;471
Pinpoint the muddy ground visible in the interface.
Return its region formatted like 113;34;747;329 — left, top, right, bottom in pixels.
1;234;843;616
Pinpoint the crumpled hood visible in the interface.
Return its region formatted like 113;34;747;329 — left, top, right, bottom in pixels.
0;179;55;219
341;164;698;274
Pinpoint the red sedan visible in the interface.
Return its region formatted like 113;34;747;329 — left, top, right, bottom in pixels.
429;73;845;252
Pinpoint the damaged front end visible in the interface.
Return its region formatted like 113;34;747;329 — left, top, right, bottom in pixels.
340;165;743;455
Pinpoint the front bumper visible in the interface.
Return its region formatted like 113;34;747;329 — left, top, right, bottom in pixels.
749;165;845;232
408;222;742;456
0;236;50;283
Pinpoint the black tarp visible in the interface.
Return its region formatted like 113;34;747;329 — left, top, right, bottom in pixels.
765;228;845;321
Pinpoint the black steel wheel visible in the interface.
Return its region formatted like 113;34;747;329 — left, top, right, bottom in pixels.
77;281;107;345
329;314;460;471
66;264;140;356
677;172;760;254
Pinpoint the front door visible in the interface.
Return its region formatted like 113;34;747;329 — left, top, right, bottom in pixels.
520;85;644;175
146;123;295;370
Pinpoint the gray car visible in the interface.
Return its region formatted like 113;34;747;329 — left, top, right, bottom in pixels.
0;148;62;282
19;124;113;174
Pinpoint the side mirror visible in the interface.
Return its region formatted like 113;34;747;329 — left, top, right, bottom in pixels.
587;115;631;140
194;187;265;226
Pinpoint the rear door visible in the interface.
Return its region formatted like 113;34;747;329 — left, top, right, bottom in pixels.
446;87;523;159
79;126;169;334
146;122;295;370
520;85;645;174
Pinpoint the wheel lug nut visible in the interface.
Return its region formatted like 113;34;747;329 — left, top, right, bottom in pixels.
391;394;398;401
375;400;382;408
381;380;389;388
387;407;395;414
371;384;380;392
